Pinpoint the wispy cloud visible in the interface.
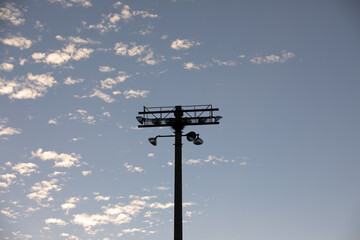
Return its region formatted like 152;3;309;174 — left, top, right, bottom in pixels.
31;148;81;168
250;50;295;64
0;62;14;72
124;162;144;173
0;35;32;50
86;4;158;33
123;89;149;99
64;77;84;85
12;163;38;176
114;42;162;65
89;89;115;103
99;66;115;72
27;179;61;206
171;39;200;50
0;3;25;26
0;73;57;100
100;71;130;89
48;0;92;8
0;117;21;139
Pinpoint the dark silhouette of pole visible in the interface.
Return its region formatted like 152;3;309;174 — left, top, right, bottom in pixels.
136;104;221;240
174;106;183;240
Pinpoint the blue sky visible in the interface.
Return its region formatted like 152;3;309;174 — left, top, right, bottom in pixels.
0;0;359;239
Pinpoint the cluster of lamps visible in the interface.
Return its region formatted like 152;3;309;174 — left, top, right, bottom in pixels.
148;131;203;146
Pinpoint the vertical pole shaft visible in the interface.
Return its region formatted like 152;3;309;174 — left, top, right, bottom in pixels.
174;106;183;240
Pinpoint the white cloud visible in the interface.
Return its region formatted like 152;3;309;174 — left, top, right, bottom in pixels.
31;148;81;168
147;153;154;158
48;118;58;125
12;163;38;176
250;50;295;64
1;207;19;219
45;218;67;226
114;42;161;65
87;4;158;33
155;186;169;191
212;58;237;66
95;195;110;201
19;58;27;66
123;89;149;99
82;170;92;176
124;162;143;173
67;109;96;124
171;39;200;50
61;197;80;214
99;66;115;72
0;3;25;26
0;62;14;72
0;36;32;50
89;89;115;103
48;0;92;8
0;72;57;100
32;43;94;66
27;179;61;205
183;62;209;70
34;20;45;31
0;118;21;138
0;173;16;188
64;77;84;85
122;228;146;234
100;71;130;89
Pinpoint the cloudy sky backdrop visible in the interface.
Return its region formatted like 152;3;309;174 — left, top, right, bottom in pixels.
0;0;359;239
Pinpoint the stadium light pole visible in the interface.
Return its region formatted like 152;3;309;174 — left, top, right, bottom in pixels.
137;105;221;240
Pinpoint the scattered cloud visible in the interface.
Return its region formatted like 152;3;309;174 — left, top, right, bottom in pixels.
61;197;80;215
0;35;32;50
0;173;16;188
95;195;110;201
81;170;92;176
48;0;92;8
48;118;58;125
0;3;25;26
89;89;115;103
114;42;162;65
45;218;67;226
183;62;209;70
123;89;149;99
171;39;200;50
183;155;247;166
12;163;38;176
212;58;237;66
67;109;96;124
31;148;81;168
100;71;130;89
0;73;57;100
64;77;84;85
250;50;295;64
86;4;158;33
124;162;144;173
0;118;21;139
34;20;45;31
27;179;61;206
0;62;14;72
99;66;115;72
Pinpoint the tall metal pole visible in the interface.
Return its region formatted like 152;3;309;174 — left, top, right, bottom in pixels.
174;106;183;240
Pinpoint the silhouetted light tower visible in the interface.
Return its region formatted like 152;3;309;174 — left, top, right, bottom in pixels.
137;105;222;240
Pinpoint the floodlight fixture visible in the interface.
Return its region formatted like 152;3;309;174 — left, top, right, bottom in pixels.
186;131;197;142
215;116;223;122
193;136;204;145
148;137;157;146
136;116;144;124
